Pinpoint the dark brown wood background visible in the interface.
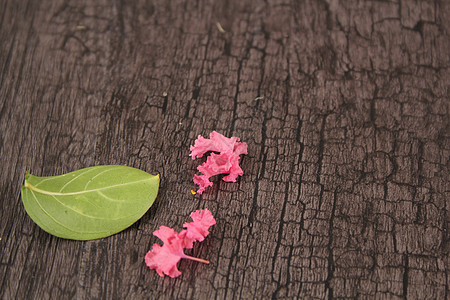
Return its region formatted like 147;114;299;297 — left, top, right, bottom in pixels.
1;0;449;299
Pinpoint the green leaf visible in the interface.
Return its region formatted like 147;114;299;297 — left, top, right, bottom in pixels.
21;165;160;240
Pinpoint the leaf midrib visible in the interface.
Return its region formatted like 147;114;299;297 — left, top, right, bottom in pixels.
25;178;153;196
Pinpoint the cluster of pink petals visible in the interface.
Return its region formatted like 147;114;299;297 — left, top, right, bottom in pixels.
190;131;248;194
145;209;216;278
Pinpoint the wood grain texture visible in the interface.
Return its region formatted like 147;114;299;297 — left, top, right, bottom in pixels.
0;0;448;299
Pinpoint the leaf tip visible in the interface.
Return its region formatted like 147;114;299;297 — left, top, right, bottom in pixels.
24;170;31;181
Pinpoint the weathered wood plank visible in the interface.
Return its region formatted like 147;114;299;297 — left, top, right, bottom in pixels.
1;0;448;299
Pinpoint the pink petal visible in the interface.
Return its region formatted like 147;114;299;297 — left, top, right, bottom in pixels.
197;152;234;176
194;153;242;193
193;174;213;194
145;244;182;278
189;131;240;159
209;131;240;152
153;226;185;256
145;226;186;278
180;209;216;248
222;159;244;182
233;142;248;156
189;135;215;159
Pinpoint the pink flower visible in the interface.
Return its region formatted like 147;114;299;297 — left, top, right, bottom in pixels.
190;131;248;194
145;209;216;278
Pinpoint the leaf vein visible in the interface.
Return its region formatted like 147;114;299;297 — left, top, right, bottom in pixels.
83;166;123;190
59;167;98;192
97;191;128;203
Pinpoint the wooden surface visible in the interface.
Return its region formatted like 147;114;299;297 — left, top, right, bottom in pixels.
1;0;449;299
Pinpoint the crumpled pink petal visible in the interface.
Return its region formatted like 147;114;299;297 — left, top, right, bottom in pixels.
180;209;216;248
190;131;248;194
145;209;216;278
222;159;244;182
192;174;213;195
190;131;241;159
144;226;185;278
232;142;248;156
